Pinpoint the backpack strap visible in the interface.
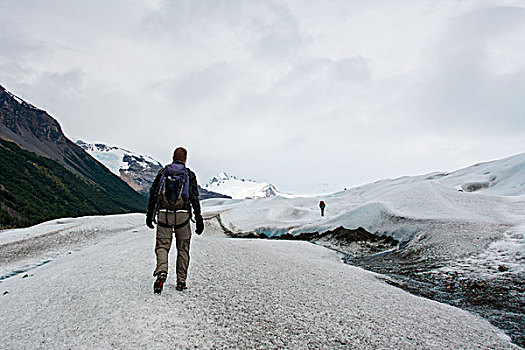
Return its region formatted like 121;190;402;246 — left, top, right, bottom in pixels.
155;209;190;230
156;217;190;230
152;168;166;224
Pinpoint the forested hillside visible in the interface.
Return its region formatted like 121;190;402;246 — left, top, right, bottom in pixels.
0;139;146;228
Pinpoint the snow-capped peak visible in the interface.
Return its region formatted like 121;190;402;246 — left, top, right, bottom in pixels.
76;140;161;176
205;172;280;199
211;172;239;182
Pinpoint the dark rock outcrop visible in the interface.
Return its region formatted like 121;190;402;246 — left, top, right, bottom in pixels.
198;186;232;200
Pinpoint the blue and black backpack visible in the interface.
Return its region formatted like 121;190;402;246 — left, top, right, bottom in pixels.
157;163;190;212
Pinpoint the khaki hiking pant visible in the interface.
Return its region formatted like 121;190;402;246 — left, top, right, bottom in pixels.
154;210;192;284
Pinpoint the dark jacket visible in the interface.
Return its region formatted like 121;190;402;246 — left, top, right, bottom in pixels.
146;161;202;221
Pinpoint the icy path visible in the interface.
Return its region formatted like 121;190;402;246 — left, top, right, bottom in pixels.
1;218;519;349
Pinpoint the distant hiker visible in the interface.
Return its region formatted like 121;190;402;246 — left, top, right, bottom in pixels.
146;147;204;294
319;201;326;217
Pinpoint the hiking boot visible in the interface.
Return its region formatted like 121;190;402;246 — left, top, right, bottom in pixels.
176;282;187;291
154;272;167;294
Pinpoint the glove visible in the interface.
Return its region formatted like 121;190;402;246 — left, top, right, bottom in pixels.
146;216;155;229
195;215;204;235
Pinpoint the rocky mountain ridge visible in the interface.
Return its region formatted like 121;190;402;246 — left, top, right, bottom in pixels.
0;85;146;227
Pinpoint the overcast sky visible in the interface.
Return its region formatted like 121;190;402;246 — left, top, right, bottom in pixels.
1;0;524;193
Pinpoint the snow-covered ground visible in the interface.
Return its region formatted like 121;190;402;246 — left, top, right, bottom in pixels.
0;214;519;349
202;153;525;275
0;214;144;280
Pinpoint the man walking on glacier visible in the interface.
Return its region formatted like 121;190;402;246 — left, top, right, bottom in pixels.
146;147;204;294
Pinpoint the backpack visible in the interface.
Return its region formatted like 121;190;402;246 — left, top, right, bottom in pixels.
157;163;190;212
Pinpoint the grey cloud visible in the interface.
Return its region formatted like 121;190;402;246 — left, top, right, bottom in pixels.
234;56;372;120
277;56;371;90
421;50;525;133
1;1;524;193
167;61;240;116
411;6;525;135
247;1;307;61
445;6;525;44
0;30;47;61
140;0;307;61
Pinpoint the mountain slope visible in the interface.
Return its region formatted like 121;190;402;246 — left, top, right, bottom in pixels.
0;85;146;228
